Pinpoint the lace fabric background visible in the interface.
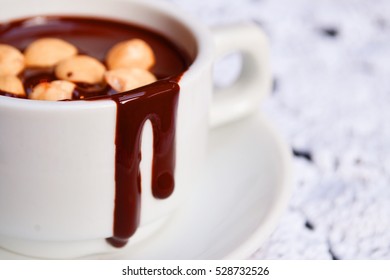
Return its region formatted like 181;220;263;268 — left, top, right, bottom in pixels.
168;0;390;259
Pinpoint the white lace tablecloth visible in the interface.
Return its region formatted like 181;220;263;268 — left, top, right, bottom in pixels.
168;0;390;259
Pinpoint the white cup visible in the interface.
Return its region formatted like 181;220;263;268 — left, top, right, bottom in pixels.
0;0;270;258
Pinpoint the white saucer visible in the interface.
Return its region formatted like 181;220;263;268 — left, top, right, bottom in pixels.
0;112;292;259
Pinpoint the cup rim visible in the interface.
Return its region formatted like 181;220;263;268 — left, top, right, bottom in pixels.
0;0;214;108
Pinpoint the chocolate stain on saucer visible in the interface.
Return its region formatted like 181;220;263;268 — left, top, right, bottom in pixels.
0;16;192;247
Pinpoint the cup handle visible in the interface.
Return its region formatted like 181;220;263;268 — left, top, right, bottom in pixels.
210;22;271;127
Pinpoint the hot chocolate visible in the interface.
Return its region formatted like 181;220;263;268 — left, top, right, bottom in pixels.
0;16;192;247
0;16;191;98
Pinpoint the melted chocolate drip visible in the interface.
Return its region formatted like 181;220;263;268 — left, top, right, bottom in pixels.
105;79;179;247
0;16;191;247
